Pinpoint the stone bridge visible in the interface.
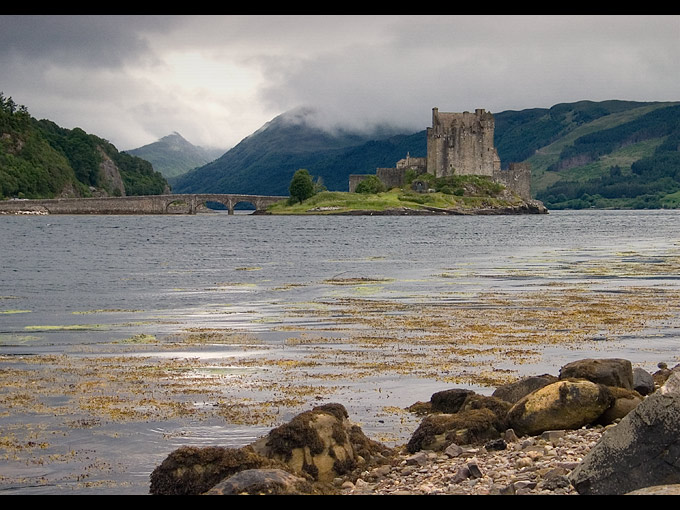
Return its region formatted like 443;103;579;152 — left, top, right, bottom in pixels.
0;194;288;215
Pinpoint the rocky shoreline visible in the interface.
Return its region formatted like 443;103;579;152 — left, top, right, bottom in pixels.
341;427;604;495
323;200;548;216
149;358;680;495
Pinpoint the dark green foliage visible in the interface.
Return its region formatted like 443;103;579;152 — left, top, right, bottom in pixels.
416;173;504;196
494;100;652;165
171;112;426;196
101;140;168;196
354;175;385;194
537;106;680;209
549;104;680;171
288;169;315;203
0;92;168;199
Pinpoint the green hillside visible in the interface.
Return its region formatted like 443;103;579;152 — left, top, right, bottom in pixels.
173;100;680;209
172;109;421;195
524;102;680;208
5;94;679;209
0;93;169;200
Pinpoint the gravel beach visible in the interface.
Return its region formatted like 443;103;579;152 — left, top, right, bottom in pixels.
341;426;606;495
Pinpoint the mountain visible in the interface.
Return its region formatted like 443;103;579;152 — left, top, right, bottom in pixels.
125;132;225;180
172;107;421;196
172;100;680;209
0;93;169;199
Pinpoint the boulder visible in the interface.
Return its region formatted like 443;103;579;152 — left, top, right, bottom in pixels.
632;367;654;396
626;484;680;495
149;445;281;495
506;380;614;437
429;388;475;413
203;468;316;495
492;374;558;404
249;403;391;483
405;390;512;453
406;408;505;453
595;386;643;425
652;362;680;388
559;358;633;390
570;372;680;495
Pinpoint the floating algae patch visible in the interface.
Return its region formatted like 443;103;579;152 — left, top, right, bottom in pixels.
0;334;42;345
24;324;110;332
323;276;394;285
163;328;265;345
116;334;158;344
72;309;142;315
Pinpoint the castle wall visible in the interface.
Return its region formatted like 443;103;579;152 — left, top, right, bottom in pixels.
427;108;500;178
493;163;532;200
376;167;407;190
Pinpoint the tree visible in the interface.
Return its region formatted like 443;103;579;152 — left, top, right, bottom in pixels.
354;175;385;194
288;169;315;203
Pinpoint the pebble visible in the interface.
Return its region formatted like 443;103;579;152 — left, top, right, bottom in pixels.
343;427;605;495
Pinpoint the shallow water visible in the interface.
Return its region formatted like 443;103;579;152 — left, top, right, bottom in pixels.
1;210;679;494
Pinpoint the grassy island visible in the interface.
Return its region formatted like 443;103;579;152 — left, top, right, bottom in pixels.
267;174;547;215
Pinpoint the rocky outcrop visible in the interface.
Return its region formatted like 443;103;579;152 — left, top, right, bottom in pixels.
149;358;674;495
569;372;680;495
505;380;614;437
249;403;379;482
150;403;394;495
559;358;634;390
149;444;284;495
406;358;661;456
406;392;511;453
96;146;126;197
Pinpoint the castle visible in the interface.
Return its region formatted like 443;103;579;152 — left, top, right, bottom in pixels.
349;108;531;200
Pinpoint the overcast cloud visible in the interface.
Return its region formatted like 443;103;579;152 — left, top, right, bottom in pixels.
0;14;678;151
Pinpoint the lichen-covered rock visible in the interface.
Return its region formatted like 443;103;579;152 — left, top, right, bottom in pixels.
570;373;680;495
506;380;614;437
559;358;633;390
149;445;281;495
249;403;390;483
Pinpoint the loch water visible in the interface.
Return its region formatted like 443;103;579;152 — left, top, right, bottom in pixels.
1;209;679;494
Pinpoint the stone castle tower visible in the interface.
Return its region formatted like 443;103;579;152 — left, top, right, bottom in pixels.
349;107;532;200
426;108;501;178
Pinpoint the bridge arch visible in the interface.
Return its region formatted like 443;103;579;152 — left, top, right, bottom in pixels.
192;194;287;215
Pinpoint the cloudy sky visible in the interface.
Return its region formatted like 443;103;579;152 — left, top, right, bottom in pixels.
1;14;678;151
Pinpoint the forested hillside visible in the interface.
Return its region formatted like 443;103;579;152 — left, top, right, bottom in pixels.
172;109;421;195
5;94;679;209
528;103;680;208
0;93;168;200
173;100;680;209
